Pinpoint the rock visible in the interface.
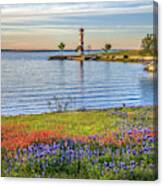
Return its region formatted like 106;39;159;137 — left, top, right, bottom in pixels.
144;63;157;72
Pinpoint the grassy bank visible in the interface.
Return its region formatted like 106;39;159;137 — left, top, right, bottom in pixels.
89;50;156;63
1;106;158;180
2;106;155;136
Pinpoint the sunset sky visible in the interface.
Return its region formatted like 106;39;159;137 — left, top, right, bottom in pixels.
1;0;154;50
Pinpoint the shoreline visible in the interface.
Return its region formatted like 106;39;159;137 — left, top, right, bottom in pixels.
48;50;157;72
48;54;155;64
48;50;156;63
1;105;155;119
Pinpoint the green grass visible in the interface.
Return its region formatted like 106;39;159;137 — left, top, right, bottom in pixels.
102;49;154;57
91;50;146;57
107;49;141;56
1;106;155;136
87;49;155;63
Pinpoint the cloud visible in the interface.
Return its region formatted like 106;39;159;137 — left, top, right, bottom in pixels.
1;1;153;20
2;25;153;37
1;1;153;49
1;1;153;33
2;24;153;30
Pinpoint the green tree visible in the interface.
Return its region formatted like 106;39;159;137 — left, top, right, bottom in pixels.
58;42;65;55
102;43;112;53
140;34;157;56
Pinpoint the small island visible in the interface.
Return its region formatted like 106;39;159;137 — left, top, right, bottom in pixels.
49;31;157;72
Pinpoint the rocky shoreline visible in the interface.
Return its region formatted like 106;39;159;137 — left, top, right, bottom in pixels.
48;51;157;72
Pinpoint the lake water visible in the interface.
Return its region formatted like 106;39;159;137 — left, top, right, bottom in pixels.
1;51;156;116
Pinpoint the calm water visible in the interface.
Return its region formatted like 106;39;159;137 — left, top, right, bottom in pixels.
1;51;156;116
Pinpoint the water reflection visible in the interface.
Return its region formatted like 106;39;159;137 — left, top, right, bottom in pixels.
78;60;85;109
79;60;84;83
139;73;157;106
1;51;156;116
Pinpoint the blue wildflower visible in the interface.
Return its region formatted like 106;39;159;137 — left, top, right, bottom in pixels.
104;161;109;167
132;150;137;156
61;155;65;162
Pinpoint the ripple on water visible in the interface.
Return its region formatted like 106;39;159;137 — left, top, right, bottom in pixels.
1;51;155;116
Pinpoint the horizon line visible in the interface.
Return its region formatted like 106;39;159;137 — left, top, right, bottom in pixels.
1;48;139;51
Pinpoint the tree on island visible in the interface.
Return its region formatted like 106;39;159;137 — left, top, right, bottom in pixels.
140;34;157;56
58;42;65;55
102;43;112;53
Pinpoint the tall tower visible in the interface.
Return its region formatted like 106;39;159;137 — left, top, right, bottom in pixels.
79;28;84;55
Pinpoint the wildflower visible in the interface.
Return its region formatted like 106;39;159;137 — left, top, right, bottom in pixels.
23;148;27;154
104;161;109;167
61;155;65;162
137;137;141;143
120;162;125;169
128;130;132;135
113;168;119;174
148;137;155;143
109;162;115;168
40;163;45;170
28;146;33;153
130;160;135;165
143;136;147;141
17;148;21;156
132;150;137;156
123;165;128;170
42;171;45;177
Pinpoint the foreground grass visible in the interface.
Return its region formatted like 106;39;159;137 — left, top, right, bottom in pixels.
1;106;158;180
2;106;155;136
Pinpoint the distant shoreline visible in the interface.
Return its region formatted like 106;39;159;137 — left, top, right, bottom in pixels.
2;49;157;72
2;49;77;52
48;50;156;63
1;49;105;52
1;49;130;53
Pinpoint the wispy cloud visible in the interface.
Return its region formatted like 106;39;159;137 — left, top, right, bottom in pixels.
1;1;154;49
2;1;153;19
2;24;153;33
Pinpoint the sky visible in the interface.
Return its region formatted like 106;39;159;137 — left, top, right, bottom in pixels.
1;0;154;50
